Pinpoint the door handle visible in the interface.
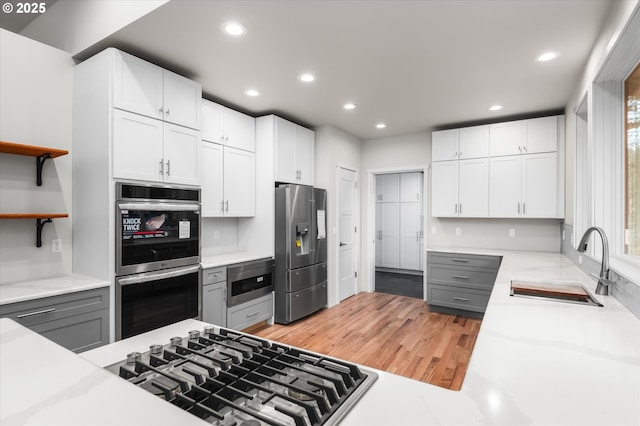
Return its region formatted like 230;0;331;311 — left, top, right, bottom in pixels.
339;242;347;247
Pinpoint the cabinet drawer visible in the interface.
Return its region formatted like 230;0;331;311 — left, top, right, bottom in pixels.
0;287;109;328
31;309;109;353
203;267;227;285
428;265;497;290
428;285;490;313
428;251;501;269
227;293;273;330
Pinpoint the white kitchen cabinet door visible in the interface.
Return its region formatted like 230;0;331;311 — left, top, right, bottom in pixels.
224;147;256;217
489;121;524;157
458;158;489;217
201;100;223;143
379;203;400;268
524;116;557;154
489;156;522;217
113;109;164;183
162;123;200;186
377;174;400;202
201;142;224;217
202;282;226;327
432;129;459;162
399;202;421;270
163;70;201;130
223;108;256;152
431;161;459;217
400;172;422;202
112;50;164;121
295;125;315;185
459;125;490;159
522;153;557;217
274;117;297;183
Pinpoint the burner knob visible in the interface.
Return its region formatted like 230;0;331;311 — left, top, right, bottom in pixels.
170;336;183;347
126;352;141;365
189;330;200;340
204;325;214;335
149;344;163;355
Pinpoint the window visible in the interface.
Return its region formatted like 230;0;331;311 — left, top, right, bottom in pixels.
625;62;640;257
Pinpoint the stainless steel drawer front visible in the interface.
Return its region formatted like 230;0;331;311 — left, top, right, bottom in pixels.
285;283;328;323
287;262;327;292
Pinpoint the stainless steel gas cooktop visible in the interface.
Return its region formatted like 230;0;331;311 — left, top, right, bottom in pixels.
106;326;377;426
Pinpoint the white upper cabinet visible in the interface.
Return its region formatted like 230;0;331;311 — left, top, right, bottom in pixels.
458;158;489;217
432;125;489;161
113;49;201;130
274;116;315;186
431;161;459;217
113;109;199;185
432;129;459;161
223;147;256;216
201;142;224;217
489;156;522;217
201;100;256;152
490;116;558;156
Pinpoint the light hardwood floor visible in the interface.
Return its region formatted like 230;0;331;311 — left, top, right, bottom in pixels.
251;292;482;390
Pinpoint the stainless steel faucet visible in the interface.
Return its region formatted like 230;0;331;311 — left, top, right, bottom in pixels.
577;226;611;295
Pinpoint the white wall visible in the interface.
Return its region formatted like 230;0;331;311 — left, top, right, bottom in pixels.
201;217;239;257
20;0;168;56
315;125;363;306
0;29;74;284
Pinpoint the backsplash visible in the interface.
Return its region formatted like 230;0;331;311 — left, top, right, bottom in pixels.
562;223;640;319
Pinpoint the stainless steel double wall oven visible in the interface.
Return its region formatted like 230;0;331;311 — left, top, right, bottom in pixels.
115;183;201;340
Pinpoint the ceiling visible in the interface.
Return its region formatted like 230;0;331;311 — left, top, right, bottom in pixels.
10;1;615;140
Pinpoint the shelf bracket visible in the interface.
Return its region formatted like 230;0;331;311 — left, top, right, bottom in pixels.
35;218;52;247
35;153;51;186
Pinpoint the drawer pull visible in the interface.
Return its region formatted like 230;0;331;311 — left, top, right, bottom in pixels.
453;275;470;279
451;259;469;263
246;311;260;318
17;307;55;318
453;297;470;302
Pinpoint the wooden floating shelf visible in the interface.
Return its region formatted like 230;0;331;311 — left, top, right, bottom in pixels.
0;214;69;247
0;140;69;186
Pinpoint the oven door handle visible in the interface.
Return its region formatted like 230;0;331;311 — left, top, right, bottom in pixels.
117;202;200;212
118;265;200;286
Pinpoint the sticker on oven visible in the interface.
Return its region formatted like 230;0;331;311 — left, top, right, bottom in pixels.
179;221;190;239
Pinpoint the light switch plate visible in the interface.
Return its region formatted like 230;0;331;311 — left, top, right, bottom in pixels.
431;226;437;234
52;238;62;253
509;229;515;238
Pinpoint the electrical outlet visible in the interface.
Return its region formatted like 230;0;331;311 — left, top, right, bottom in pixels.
455;227;461;236
509;229;516;238
52;238;62;253
214;230;220;240
578;255;583;265
431;226;437;235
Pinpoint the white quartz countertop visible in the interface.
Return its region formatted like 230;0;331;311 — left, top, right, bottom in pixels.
0;274;109;305
1;249;639;425
200;251;273;269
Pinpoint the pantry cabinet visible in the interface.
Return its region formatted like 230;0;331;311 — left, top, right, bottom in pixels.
113;109;199;186
201;100;255;152
273;117;315;186
113;50;201;130
201;142;255;217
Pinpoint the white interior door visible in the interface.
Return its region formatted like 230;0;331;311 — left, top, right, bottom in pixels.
338;167;358;302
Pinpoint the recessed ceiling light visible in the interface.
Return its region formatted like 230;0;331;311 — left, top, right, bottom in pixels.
376;123;387;129
298;73;316;83
536;51;560;62
222;21;247;36
489;105;504;111
343;103;357;110
245;89;260;97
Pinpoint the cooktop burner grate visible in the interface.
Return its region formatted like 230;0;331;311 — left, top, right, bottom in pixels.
106;326;377;426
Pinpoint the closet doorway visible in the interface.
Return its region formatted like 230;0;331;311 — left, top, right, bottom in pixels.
374;171;424;299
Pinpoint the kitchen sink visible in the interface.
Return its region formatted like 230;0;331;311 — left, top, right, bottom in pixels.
510;280;603;307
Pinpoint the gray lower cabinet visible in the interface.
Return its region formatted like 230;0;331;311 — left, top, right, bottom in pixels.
0;287;109;353
427;251;501;316
227;293;273;331
202;266;227;327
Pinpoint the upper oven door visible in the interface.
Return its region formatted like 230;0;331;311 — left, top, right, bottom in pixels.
116;201;200;275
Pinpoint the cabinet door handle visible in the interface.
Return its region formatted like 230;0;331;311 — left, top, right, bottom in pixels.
518;146;522;153
416;231;420;242
451;258;469;262
158;107;164;115
17;307;55;318
459;203;462;215
225;200;229;212
220;136;224;144
378;230;382;240
523;203;526;214
225;136;229;144
166;160;170;176
523;146;527;153
453;297;470;302
159;159;164;176
165;108;170;116
518;202;521;214
455;204;458;214
453;275;470;279
220;201;225;212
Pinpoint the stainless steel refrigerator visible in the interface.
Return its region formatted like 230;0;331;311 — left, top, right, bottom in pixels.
274;184;327;324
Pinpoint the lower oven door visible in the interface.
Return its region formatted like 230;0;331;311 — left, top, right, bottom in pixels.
116;264;200;340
